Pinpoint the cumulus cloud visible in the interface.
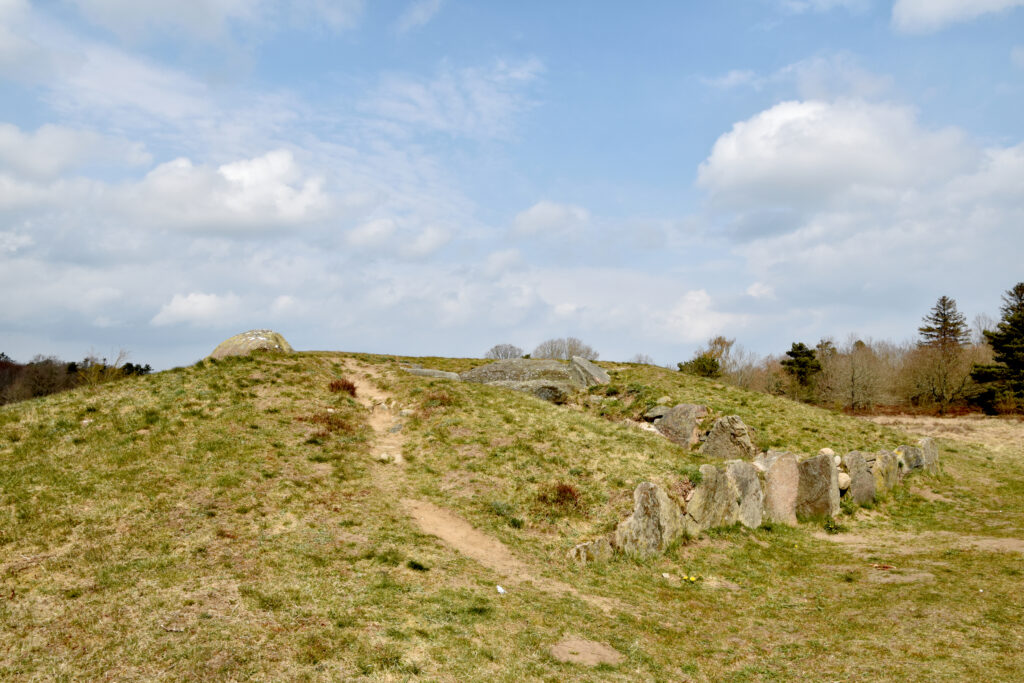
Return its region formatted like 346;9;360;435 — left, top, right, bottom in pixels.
892;0;1024;33
121;149;328;232
365;58;544;139
396;0;444;34
0;123;149;179
697;99;975;215
151;291;242;326
512;200;590;237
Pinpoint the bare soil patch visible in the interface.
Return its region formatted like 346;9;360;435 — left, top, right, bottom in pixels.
549;637;624;666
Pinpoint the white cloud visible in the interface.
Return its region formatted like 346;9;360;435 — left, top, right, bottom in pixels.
346;218;397;248
68;0;363;40
121;149;328;232
512;200;590;237
700;53;892;100
0;123;149;179
365;58;544;139
892;0;1024;33
698;99;975;215
700;69;759;89
662;290;744;343
151;291;242;326
746;282;776;299
0;230;33;253
396;0;444;34
779;0;868;13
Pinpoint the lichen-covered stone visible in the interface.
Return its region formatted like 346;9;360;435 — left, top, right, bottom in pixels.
683;465;740;535
487;380;576;404
403;367;461;380
895;445;925;473
872;450;899;494
918;437;940;474
796;453;840;520
699;415;758;460
568;356;610;387
843;451;876;506
726;460;763;529
652;404;709;448
460;359;576;385
568;537;613;564
614;482;684;556
209;329;293;360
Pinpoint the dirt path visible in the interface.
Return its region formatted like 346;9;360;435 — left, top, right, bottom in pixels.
335;357;625;616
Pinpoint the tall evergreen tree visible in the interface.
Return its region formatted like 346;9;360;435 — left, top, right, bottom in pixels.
972;282;1024;408
918;295;969;349
780;342;821;386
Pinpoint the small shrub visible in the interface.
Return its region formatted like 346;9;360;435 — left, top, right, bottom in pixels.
537;481;583;511
823;517;845;534
329;378;357;397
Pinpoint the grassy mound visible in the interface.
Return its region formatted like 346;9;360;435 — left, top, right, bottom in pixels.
1;352;1022;680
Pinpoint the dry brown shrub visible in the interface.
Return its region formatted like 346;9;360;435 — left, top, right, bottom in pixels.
328;378;357;397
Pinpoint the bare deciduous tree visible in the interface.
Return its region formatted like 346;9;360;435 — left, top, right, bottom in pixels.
484;344;524;360
532;337;599;361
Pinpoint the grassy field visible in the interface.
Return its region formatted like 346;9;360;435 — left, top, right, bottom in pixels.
1;352;1022;680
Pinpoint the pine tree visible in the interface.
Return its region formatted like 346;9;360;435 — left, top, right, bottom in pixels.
972;282;1024;409
918;295;969;349
780;342;821;386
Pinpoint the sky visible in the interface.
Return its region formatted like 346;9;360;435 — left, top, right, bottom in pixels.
1;0;1023;369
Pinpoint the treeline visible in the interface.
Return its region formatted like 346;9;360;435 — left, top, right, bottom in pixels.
0;352;151;406
675;282;1024;415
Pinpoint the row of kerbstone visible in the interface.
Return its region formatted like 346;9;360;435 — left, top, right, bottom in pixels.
570;437;941;562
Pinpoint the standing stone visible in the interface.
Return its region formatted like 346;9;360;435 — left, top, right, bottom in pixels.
796;454;840;520
614;482;684;556
762;452;799;526
872;450;899;494
726;460;763;529
918;438;940;474
653;404;709;448
700;415;759;460
682;465;740;536
569;356;611;387
843;451;876;506
895;445;925;473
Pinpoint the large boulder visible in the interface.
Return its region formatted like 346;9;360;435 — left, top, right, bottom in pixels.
403;367;461;381
209;329;293;360
872;450;900;494
568;356;610;387
614;482;684;556
700;415;759;460
651;404;709;448
726;461;763;529
796;453;840;520
918;437;940;474
460;358;576;385
488;379;576;404
460;359;582;402
682;464;740;535
842;451;876;506
762;452;799;526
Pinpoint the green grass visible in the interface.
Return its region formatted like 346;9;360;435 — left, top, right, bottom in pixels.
1;352;1022;680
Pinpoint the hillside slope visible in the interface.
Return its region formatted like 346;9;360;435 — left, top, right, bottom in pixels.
2;352;1022;681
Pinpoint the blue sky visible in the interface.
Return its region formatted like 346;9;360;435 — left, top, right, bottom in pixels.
1;0;1023;368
